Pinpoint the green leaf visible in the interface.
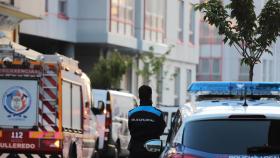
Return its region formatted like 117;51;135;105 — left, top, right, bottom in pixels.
89;51;132;89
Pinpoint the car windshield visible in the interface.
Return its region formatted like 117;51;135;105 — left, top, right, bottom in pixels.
183;119;280;154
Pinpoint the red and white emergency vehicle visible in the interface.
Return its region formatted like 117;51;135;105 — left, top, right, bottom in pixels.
0;37;98;158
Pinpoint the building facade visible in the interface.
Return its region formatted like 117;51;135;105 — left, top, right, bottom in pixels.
19;0;200;105
0;0;44;42
197;0;280;82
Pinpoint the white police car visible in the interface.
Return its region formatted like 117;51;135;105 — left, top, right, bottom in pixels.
145;82;280;158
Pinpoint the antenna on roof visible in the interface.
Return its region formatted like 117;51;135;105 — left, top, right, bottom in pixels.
243;87;248;107
237;83;248;107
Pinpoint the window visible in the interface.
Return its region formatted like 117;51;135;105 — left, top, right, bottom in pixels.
178;0;184;42
45;0;48;12
199;21;223;44
72;84;81;130
186;69;192;101
183;120;280;154
239;61;249;81
110;0;134;36
262;59;273;81
62;81;71;128
62;81;82;130
186;69;192;89
269;61;273;81
189;3;195;44
263;59;267;81
167;110;182;143
10;0;14;5
212;58;220;80
197;58;222;81
144;0;166;43
174;67;181;105
58;0;67;16
3;0;14;5
198;58;210;81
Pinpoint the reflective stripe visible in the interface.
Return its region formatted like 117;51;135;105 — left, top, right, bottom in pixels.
128;106;161;117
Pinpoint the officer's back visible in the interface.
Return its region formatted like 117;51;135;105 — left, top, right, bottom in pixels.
128;85;166;158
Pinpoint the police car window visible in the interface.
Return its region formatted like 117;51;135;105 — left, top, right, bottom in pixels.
168;110;182;143
183;119;280;154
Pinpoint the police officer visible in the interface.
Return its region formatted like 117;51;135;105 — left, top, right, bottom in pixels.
128;85;166;158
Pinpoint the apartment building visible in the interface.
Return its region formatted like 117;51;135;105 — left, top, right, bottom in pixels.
19;0;200;105
197;0;280;82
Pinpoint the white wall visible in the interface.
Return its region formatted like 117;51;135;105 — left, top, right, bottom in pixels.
135;0;199;105
15;0;44;17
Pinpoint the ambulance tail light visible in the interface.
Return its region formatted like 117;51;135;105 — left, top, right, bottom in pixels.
53;140;60;148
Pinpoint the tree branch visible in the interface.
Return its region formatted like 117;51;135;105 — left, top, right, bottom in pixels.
233;43;243;56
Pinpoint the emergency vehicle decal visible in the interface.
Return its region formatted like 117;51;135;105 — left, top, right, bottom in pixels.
2;86;31;117
0;80;37;127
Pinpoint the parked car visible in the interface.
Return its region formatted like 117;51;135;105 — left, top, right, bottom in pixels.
91;89;138;158
145;82;280;158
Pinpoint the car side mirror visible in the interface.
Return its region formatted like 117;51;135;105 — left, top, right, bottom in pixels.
91;107;100;115
144;139;163;153
91;101;105;115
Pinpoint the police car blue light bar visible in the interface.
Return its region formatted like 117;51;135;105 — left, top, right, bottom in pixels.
187;82;280;95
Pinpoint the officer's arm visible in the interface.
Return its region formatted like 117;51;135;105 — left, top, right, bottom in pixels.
128;116;132;132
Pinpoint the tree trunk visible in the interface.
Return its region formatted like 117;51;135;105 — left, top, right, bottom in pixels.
249;64;254;81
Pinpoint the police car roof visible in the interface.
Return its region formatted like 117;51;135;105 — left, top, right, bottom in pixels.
185;101;280;122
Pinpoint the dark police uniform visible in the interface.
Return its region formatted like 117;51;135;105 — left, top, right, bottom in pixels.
128;105;166;158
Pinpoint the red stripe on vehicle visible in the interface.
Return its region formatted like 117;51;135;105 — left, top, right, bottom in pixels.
43;88;57;100
42;114;58;131
45;76;57;87
41;99;56;113
39;108;58;131
38;122;47;131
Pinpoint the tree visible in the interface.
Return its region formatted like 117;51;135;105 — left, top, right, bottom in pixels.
89;50;132;89
195;0;280;81
136;46;173;84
